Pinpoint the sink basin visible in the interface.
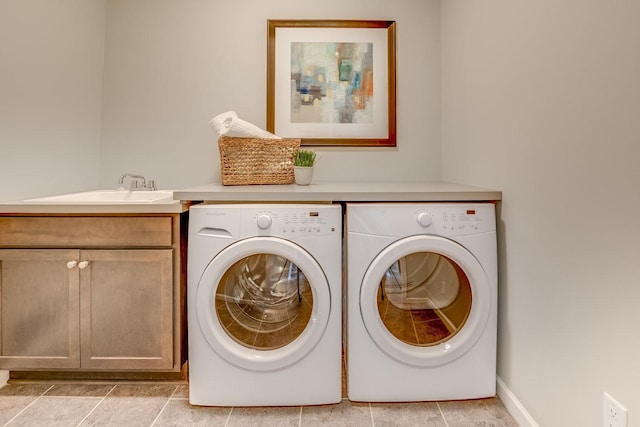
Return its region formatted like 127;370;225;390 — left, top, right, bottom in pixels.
24;190;175;204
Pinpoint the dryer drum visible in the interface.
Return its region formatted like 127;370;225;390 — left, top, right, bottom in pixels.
378;251;471;347
383;252;460;310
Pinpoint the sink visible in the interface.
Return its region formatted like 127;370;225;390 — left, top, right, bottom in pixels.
23;190;175;204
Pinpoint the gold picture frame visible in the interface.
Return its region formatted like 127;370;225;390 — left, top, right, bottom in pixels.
267;20;397;147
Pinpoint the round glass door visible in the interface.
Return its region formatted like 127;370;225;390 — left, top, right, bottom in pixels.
360;235;490;367
378;252;471;347
197;237;331;371
216;253;313;350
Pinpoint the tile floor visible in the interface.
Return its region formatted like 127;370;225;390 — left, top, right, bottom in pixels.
0;381;519;426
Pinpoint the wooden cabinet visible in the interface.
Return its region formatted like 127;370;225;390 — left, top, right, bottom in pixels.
0;214;185;374
0;249;80;369
80;249;174;370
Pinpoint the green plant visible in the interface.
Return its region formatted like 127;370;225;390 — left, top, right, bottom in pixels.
294;149;317;167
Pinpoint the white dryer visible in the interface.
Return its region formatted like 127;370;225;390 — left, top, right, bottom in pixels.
188;204;342;406
346;203;497;402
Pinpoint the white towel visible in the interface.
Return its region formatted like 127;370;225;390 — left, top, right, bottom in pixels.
209;111;280;139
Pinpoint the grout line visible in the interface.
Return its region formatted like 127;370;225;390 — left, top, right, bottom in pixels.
167;385;180;399
105;385;117;396
298;406;303;427
369;402;375;427
150;385;179;426
436;401;450;427
2;384;54;427
223;406;234;427
75;384;116;427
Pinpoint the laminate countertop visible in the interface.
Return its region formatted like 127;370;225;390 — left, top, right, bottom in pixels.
173;181;502;203
0;181;501;214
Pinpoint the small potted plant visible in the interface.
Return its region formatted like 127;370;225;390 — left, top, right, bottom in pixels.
293;149;317;185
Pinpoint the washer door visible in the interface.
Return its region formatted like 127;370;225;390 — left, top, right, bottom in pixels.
360;235;490;367
197;236;331;371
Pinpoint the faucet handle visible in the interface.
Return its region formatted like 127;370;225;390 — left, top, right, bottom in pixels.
146;180;157;191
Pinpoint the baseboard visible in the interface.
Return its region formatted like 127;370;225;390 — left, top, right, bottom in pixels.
496;376;539;427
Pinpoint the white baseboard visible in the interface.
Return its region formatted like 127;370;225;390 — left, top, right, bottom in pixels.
0;370;9;388
497;376;539;427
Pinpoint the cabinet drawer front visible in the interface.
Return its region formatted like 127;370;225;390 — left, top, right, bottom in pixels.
0;217;173;248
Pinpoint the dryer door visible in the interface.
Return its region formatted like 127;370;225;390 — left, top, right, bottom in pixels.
196;236;331;371
360;235;490;367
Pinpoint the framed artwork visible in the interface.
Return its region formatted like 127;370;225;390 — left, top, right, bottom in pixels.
267;20;396;147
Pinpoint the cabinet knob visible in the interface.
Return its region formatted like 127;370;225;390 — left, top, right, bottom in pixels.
78;260;90;269
67;260;78;269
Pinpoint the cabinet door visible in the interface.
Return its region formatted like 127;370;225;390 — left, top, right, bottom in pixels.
80;249;173;370
0;249;81;369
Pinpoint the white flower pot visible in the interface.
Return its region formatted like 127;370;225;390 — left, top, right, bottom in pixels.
294;166;314;185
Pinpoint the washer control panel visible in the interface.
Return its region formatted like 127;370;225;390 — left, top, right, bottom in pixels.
249;207;339;236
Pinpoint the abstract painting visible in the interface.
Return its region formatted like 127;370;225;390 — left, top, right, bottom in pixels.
290;41;373;125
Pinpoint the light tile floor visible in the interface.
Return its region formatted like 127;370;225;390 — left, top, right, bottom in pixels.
0;382;518;426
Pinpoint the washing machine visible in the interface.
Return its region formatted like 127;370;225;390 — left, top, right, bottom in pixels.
187;204;342;406
346;203;497;402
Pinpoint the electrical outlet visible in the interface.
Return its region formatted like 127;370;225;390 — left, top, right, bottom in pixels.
603;392;628;427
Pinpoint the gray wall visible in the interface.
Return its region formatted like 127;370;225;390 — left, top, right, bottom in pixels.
1;0;441;200
0;0;105;201
442;1;640;426
99;0;442;189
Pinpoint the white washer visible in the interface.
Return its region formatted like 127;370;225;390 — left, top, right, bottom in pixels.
346;203;497;402
188;204;342;406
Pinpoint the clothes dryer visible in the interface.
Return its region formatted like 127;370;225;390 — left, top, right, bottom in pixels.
346;203;497;402
188;204;342;406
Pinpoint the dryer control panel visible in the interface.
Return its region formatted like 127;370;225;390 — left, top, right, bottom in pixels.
347;203;496;237
416;207;488;233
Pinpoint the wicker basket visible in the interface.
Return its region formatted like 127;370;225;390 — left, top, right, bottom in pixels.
218;136;301;185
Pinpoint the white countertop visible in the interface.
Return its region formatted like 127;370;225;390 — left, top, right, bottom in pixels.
173;181;502;202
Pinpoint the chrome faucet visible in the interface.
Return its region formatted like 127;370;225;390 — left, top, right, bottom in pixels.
118;173;157;191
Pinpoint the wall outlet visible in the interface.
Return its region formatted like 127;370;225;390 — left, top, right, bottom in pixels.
603;392;628;427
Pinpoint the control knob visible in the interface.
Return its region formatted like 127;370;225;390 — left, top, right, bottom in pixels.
416;212;432;227
256;214;272;230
